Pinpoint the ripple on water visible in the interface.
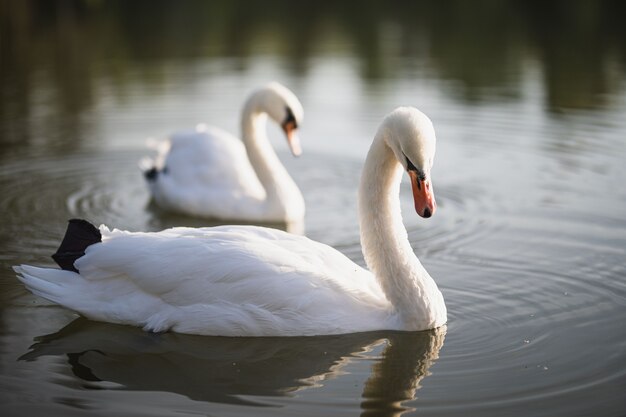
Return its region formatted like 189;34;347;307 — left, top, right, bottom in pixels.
423;207;626;415
0;151;149;265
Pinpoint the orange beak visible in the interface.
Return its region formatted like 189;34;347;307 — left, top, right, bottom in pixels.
408;170;436;218
282;120;301;157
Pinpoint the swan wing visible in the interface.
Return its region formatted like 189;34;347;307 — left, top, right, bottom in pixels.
18;225;390;336
146;128;266;217
166;128;262;192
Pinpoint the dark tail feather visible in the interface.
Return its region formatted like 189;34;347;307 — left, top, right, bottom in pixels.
144;167;158;181
52;219;102;272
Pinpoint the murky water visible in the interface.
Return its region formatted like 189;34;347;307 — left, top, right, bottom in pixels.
1;1;626;416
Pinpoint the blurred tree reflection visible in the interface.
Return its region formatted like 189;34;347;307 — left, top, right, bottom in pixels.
1;0;625;152
523;0;626;110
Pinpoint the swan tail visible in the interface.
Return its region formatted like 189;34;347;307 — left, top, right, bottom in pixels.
51;219;102;273
13;265;79;305
141;137;170;182
143;166;160;181
137;156;159;182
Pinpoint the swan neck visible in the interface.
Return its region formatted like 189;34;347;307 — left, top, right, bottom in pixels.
241;97;304;221
358;132;446;329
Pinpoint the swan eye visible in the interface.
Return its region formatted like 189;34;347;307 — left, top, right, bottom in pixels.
405;155;418;172
404;155;426;183
404;155;424;178
283;106;297;129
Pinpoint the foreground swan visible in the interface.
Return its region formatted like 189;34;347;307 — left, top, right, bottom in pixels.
141;82;305;223
15;107;446;336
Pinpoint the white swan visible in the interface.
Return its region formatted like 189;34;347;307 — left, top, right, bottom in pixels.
15;107;446;336
142;82;305;223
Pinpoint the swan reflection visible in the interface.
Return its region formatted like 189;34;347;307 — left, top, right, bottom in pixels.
21;319;445;414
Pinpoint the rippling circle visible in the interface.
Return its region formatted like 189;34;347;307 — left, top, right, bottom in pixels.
0;150;149;264
423;220;626;413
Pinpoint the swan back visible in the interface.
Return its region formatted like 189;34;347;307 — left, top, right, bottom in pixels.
17;225;392;336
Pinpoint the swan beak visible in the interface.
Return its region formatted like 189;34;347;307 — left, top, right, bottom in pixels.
408;170;437;218
282;120;302;157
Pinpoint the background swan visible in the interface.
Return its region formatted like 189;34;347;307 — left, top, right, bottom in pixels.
141;82;305;223
15;107;446;336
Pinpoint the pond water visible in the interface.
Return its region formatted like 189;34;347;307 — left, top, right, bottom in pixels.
1;1;625;416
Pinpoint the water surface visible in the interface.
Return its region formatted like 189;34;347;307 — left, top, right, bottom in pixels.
1;1;625;416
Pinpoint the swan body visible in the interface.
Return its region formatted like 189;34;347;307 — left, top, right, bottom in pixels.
142;82;305;223
17;225;390;336
15;107;446;336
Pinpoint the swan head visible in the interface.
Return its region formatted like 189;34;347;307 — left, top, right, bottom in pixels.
382;107;437;218
254;82;304;157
